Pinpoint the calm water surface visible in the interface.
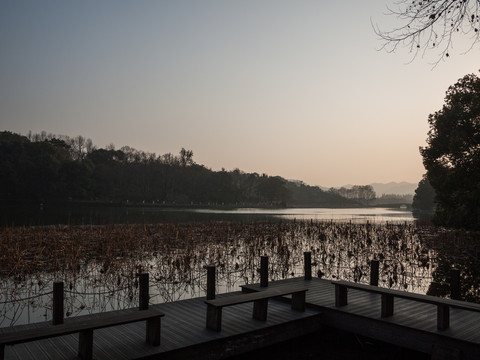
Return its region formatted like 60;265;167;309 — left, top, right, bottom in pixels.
1;204;414;226
192;207;413;222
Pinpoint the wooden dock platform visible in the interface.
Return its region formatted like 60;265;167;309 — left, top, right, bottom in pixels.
243;278;480;360
2;278;480;359
1;289;322;360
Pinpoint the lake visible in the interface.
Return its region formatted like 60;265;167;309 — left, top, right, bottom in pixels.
4;205;460;329
191;207;414;222
0;203;415;227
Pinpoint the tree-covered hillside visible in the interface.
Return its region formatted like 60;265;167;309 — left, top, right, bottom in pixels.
0;131;356;207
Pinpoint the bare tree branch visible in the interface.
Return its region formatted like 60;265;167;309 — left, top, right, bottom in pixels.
374;0;480;65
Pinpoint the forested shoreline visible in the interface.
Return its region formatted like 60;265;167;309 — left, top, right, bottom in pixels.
0;131;368;208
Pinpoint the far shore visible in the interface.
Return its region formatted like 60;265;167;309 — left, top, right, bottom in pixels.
2;199;413;210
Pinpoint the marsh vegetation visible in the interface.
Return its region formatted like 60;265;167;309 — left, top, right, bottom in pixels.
2;220;478;327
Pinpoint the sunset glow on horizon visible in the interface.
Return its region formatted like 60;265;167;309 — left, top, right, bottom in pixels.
1;1;479;188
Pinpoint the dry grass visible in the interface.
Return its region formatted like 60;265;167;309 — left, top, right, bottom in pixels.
1;221;478;326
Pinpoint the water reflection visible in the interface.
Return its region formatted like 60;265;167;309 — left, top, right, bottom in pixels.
1;220;444;328
0;203;414;227
192;207;414;222
425;229;480;302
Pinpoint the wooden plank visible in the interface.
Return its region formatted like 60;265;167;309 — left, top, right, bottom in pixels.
4;277;480;360
205;287;308;331
1;309;164;345
158;313;324;360
166;303;207;341
91;323;134;360
331;280;480;311
206;287;308;307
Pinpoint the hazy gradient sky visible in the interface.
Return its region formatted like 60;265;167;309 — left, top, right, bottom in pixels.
1;1;479;187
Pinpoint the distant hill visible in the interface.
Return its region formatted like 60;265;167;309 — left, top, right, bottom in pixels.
323;182;417;196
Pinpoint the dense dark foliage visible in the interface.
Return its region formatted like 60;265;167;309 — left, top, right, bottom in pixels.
420;72;480;229
0;131;354;207
412;176;436;214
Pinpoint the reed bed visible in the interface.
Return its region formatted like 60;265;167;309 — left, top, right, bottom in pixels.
0;221;478;327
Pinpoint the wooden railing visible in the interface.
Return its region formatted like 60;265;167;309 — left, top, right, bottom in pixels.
331;280;480;330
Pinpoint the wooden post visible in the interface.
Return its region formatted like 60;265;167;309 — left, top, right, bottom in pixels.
381;294;394;317
204;265;216;300
146;316;161;345
291;291;307;312
335;284;348;307
304;252;312;280
370;259;379;286
450;268;460;300
260;256;268;287
53;281;64;325
253;299;268;321
78;329;93;360
206;304;222;331
139;272;149;310
437;304;450;330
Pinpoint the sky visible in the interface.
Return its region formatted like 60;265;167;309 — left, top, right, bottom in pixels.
1;1;479;188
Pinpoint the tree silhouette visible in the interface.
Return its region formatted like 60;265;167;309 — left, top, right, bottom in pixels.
412;175;436;213
420;71;480;229
1;131;360;208
374;0;480;64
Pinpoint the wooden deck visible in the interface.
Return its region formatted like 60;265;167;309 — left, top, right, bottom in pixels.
1;289;322;360
2;277;480;359
243;278;480;359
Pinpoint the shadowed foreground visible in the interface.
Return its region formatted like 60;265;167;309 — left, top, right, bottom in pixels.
228;327;429;360
2;278;480;359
